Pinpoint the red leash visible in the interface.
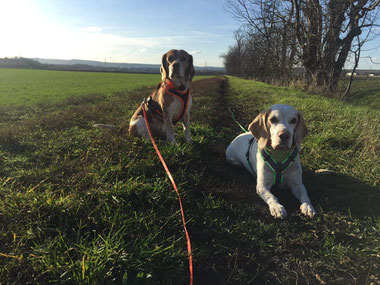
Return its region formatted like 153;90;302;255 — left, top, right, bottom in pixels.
141;103;193;285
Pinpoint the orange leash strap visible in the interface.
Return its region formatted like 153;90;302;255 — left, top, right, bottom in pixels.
141;103;194;285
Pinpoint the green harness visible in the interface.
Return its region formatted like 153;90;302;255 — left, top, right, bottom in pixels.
246;138;298;186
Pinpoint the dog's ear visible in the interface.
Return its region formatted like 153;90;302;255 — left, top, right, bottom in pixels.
248;109;271;149
160;53;169;81
187;54;195;82
294;112;308;150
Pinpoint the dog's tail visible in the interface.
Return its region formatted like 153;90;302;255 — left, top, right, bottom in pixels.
93;123;127;135
93;123;118;130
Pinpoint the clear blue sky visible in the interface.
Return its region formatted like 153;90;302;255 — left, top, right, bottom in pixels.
1;0;379;69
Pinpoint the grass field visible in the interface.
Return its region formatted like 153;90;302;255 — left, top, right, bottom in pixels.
0;69;379;284
341;77;380;110
0;69;161;108
0;69;161;126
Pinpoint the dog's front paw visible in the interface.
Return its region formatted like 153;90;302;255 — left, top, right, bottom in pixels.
300;203;316;218
269;203;287;219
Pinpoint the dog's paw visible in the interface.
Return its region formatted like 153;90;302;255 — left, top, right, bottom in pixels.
269;203;287;219
300;203;316;218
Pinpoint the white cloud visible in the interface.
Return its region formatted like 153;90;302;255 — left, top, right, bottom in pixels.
0;14;185;63
0;1;183;62
82;26;104;33
190;31;221;37
0;1;226;66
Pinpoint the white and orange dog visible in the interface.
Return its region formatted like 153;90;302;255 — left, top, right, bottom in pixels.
226;105;316;219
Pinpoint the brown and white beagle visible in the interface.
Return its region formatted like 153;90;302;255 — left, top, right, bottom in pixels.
128;49;195;144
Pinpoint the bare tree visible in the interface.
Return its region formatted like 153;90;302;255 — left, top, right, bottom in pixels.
293;0;380;91
343;37;362;98
343;20;378;98
220;29;246;76
225;0;380;92
225;0;298;82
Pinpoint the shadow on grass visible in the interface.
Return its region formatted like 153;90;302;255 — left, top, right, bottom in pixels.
304;171;380;218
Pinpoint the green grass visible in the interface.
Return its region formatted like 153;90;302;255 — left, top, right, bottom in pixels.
0;69;160;125
0;71;379;284
341;77;380;109
0;68;209;125
0;69;161;108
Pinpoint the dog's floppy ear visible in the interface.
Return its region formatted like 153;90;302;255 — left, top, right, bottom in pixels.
248;109;271;149
160;53;169;81
187;54;195;81
294;112;308;150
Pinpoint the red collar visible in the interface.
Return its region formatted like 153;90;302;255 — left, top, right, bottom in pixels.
164;79;188;92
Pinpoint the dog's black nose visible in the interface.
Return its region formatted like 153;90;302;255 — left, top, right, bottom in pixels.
279;131;290;142
173;61;180;69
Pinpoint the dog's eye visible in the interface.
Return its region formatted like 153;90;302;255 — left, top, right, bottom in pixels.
168;56;174;62
289;118;297;124
270;117;278;124
180;56;186;61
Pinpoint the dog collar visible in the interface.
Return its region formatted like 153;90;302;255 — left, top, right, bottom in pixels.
164;79;187;91
259;146;298;186
263;146;294;163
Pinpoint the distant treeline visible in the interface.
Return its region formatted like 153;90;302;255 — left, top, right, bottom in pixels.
0;57;45;69
0;57;224;76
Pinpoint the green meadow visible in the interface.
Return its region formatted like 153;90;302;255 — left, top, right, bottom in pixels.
0;69;163;126
0;69;379;284
0;69;161;108
341;77;380;109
